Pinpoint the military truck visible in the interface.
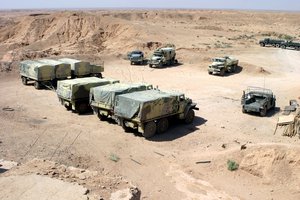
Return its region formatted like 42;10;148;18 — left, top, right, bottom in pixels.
148;45;178;68
114;90;198;138
39;59;71;80
58;58;104;78
127;50;144;65
259;38;285;47
208;56;238;76
20;60;56;89
57;77;119;114
241;86;276;117
280;40;300;50
90;83;153;120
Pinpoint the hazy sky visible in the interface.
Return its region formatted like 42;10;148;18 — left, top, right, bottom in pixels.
1;0;300;11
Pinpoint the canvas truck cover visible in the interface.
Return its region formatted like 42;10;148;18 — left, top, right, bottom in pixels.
20;60;55;81
114;90;180;121
57;77;118;101
58;58;91;76
39;59;71;79
90;62;104;74
90;83;152;110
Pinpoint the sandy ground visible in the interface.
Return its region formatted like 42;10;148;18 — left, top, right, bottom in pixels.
0;9;300;200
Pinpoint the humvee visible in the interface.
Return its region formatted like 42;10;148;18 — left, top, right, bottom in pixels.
241;87;276;116
127;50;144;65
114;90;198;138
56;77;119;114
208;56;238;76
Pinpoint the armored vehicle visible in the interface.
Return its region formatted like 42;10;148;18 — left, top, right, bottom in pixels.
20;60;55;89
148;45;177;68
57;77;119;114
208;56;238;76
241;87;276;116
90;83;153;120
127;50;144;65
58;58;103;78
39;59;71;80
259;38;285;47
114;90;198;138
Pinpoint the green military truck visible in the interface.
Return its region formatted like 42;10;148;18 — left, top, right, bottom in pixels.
208;56;238;76
114;90;198;138
241;87;276;116
148;45;178;68
39;59;71;80
20;60;56;89
57;77;119;114
127;50;145;65
58;58;104;78
259;38;285;47
90;83;153;120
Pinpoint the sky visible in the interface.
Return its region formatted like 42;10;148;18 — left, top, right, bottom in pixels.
1;0;300;11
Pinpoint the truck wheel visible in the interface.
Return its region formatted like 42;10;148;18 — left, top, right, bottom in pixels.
220;68;225;76
232;65;237;73
208;71;213;75
157;118;169;134
260;43;265;47
21;76;27;85
281;45;286;49
130;61;134;65
76;102;89;114
34;81;42;89
143;121;157;138
149;64;153;68
64;104;72;111
97;111;108;121
184;109;195;124
275;44;280;48
260;107;267;117
242;106;246;113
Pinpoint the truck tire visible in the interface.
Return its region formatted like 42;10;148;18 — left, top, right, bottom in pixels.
143;121;157;138
149;64;153;68
260;106;267;117
260;43;265;47
275;44;280;48
75;102;89;114
130;61;134;65
157;118;169;134
242;106;246;113
220;68;225;76
208;71;213;75
281;45;286;49
97;111;108;121
34;81;42;89
184;109;195;124
64;104;72;111
21;76;27;85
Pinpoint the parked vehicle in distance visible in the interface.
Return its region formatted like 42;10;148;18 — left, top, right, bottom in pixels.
208;56;238;76
241;86;276;117
114;90;198;138
90;83;153;120
56;77;119;114
259;38;285;47
58;58;104;78
127;50;144;65
280;40;300;50
20;60;56;89
148;44;178;68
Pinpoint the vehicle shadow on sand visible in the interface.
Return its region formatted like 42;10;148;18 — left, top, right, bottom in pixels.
146;116;207;141
149;62;183;69
223;65;243;77
244;107;280;118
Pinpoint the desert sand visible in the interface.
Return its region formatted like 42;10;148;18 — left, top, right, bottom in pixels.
0;9;300;200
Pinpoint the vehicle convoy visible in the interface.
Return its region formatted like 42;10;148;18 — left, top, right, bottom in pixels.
20;60;56;89
280;40;300;50
39;59;71;80
127;50;144;65
241;86;276;117
56;77;119;114
90;83;153;120
148;45;178;68
259;38;285;47
208;56;238;76
114;90;198;138
58;58;104;78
